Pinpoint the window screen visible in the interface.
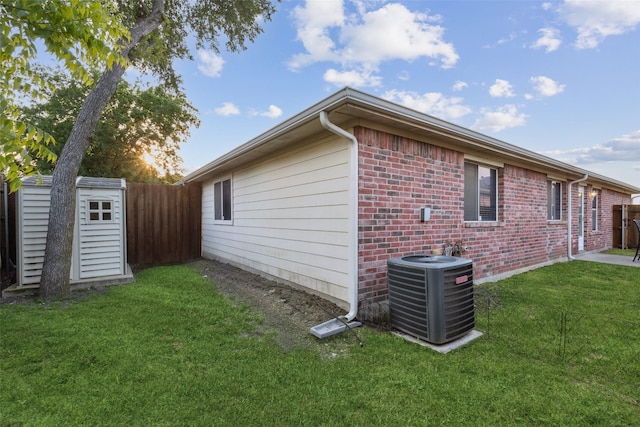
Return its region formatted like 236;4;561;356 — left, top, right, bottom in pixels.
464;163;497;221
591;194;598;231
547;181;561;220
214;178;232;221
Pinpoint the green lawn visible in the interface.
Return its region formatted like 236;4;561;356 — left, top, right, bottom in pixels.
1;262;638;426
604;248;638;257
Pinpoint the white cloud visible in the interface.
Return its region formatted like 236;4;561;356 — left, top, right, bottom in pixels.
397;70;410;81
489;79;515;98
471;105;528;132
339;3;458;68
213;102;240;116
197;50;225;78
557;0;640;49
288;0;344;70
544;130;640;164
382;90;472;120
530;76;566;97
257;105;283;119
483;31;524;49
531;27;562;52
289;1;459;87
497;32;518;45
323;68;382;87
452;80;468;91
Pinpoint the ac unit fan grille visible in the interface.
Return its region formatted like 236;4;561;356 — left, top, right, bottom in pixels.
442;264;474;341
388;265;428;341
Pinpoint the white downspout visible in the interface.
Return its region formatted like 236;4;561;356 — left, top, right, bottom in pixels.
567;174;588;261
319;111;359;322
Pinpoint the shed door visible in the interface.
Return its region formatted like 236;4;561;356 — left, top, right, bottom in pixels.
77;190;125;279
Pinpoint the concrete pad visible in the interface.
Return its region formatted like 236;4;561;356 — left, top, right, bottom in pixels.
574;252;640;267
392;329;483;353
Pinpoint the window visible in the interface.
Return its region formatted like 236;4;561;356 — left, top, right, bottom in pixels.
88;200;113;222
547;181;562;220
214;178;232;221
591;192;598;231
464;163;497;221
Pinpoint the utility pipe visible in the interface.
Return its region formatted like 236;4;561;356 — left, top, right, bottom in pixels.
319;111;359;322
567;174;588;261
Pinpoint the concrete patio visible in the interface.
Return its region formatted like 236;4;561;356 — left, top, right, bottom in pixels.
574;251;640;268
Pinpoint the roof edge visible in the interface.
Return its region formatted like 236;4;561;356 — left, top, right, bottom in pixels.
182;87;640;194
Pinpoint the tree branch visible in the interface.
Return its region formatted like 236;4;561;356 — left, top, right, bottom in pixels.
123;0;165;58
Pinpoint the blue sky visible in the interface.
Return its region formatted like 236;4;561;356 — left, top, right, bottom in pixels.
165;0;639;189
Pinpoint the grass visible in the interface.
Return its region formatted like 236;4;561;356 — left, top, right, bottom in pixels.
604;248;638;257
1;262;639;426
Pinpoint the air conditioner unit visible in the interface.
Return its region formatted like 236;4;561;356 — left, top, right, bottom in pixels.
387;255;474;345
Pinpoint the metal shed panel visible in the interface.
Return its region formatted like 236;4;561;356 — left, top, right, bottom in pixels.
17;186;51;285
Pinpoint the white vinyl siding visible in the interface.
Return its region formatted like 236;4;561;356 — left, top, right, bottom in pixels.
202;136;352;304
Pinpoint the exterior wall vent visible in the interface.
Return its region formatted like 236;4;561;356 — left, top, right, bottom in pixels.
387;255;475;345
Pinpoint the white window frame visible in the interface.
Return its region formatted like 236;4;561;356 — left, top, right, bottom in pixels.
213;177;233;223
591;192;598;231
87;199;114;223
464;162;498;222
547;181;562;221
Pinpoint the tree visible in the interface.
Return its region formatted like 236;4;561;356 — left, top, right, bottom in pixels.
22;68;200;183
1;0;128;191
36;0;277;299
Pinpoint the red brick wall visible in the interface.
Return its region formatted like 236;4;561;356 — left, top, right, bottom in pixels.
582;188;629;251
355;126;631;304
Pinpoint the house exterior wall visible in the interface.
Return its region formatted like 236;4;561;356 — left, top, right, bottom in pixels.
582;188;628;251
201;135;354;306
355;127;631;304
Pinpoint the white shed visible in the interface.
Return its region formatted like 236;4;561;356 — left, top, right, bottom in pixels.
14;176;132;290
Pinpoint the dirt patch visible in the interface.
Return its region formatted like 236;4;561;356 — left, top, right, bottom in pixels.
189;259;365;356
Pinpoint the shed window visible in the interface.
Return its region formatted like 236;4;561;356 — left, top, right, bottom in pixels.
88;200;113;222
547;181;562;220
464;163;497;221
214;178;232;222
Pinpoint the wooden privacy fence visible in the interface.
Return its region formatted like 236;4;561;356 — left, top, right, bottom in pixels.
612;205;640;249
126;183;201;265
